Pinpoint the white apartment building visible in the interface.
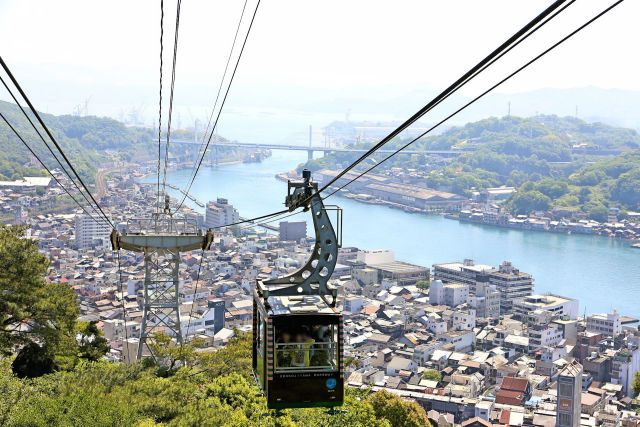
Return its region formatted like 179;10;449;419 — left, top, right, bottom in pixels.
433;259;534;314
528;324;564;352
611;343;640;397
344;296;363;314
429;280;469;307
467;282;501;318
586;310;622;337
513;294;579;321
356;249;395;265
452;307;476;331
75;213;112;249
204;198;239;230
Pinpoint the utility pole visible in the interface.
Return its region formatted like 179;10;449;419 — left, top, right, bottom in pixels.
507;101;511;117
111;195;213;361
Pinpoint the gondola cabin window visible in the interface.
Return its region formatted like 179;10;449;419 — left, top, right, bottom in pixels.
257;311;264;356
275;323;337;371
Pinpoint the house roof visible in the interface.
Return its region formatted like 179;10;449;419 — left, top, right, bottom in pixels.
501;376;529;393
461;417;492;427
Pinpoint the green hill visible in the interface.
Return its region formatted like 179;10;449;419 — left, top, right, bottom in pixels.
302;115;640;217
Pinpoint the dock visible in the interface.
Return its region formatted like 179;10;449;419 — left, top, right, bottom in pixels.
167;184;205;208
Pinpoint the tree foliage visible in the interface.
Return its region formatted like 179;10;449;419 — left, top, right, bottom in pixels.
366;390;431;427
421;369;441;383
300;115;640;216
0;225;79;367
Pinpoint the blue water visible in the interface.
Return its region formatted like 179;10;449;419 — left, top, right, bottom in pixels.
145;151;640;319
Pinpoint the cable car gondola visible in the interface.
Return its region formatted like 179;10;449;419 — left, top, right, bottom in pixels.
253;169;344;409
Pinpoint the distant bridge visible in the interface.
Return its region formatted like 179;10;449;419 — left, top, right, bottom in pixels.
170;139;464;161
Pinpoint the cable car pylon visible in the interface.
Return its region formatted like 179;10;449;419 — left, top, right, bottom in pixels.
111;195;213;362
253;169;345;410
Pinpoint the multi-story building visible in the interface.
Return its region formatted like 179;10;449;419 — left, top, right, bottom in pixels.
611;345;640;397
75;214;111;249
556;360;583;427
278;220;307;242
429;280;469;307
586;310;622;337
204;198;239;230
528;324;563;352
467;282;500;318
512;293;579;321
432;259;494;294
489;261;535;313
433;259;534;314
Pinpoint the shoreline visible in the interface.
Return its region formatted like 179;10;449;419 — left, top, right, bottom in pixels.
275;172;640;246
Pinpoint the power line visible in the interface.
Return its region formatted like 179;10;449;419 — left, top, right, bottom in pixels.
176;0;262;212
207;0;621;231
315;0;570;196
157;0;165;214
162;0;182;203
175;0;250;212
0;112;108;225
321;0;624;201
0;56;114;229
0;75;111;226
181;0;570;229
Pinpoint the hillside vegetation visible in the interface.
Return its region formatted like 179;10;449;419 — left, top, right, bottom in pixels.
0;100;159;182
0;225;430;427
303;115;640;217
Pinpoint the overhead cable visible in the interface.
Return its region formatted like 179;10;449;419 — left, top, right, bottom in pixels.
0;71;113;227
321;0;624;201
175;0;250;212
0;112;109;226
0;57;114;228
176;0;262;212
161;0;182;203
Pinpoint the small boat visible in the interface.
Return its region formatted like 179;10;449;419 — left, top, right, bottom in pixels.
631;243;640;249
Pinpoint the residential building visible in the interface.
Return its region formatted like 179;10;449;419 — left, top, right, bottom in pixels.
433;259;534;314
204;198;239;230
429;280;469;307
512;293;579;321
343;296;363;314
467;282;500;319
556;360;583;427
437;330;475;352
356;249;395;265
586;310;622;337
278;220;306;242
528;324;563;352
490;261;535;313
611;344;640;397
75;214;111;249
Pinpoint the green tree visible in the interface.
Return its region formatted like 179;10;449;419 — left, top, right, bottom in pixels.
415;280;430;291
0;225;79;376
633;372;640;397
366;390;431;427
147;332;205;372
506;190;551;215
422;369;441;383
76;320;110;362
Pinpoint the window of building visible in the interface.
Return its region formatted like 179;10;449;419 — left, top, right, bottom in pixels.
558;382;572;397
557;413;571;426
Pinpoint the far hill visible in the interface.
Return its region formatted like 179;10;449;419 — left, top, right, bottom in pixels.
301;115;640;218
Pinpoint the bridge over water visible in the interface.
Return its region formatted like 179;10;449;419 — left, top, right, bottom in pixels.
170;139;464;163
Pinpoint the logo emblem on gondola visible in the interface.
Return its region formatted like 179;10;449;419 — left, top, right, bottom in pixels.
326;378;337;390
